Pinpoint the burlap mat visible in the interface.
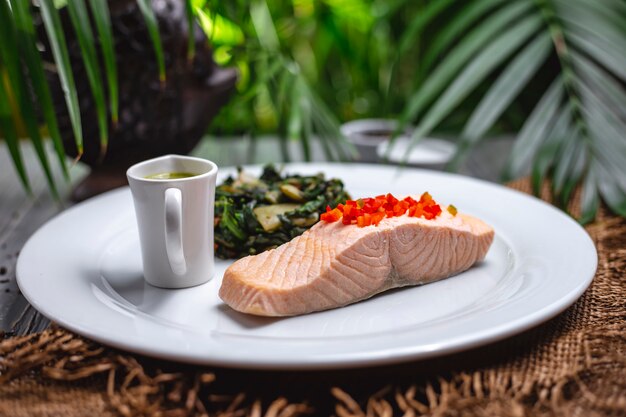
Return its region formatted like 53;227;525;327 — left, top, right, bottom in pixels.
1;179;625;417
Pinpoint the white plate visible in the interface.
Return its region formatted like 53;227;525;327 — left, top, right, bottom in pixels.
17;163;596;369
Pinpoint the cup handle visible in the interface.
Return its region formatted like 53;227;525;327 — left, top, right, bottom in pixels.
164;188;187;276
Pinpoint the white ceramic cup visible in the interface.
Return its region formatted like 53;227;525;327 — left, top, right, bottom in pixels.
126;155;218;288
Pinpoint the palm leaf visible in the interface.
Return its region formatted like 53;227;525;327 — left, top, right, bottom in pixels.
287;75;303;139
184;0;196;62
519;0;626;219
581;101;626;181
275;66;294;112
578;81;626;162
319;10;357;64
39;0;84;158
398;1;533;131
249;0;280;51
533;108;572;198
301;75;354;161
396;0;455;58
530;124;571;197
6;0;59;197
551;129;586;209
88;0;118;124
421;0;506;73
0;72;30;193
244;2;353;162
136;0;166;83
571;52;626;121
66;0;108;156
392;0;626;222
557;0;626;35
579;161;599;225
566;31;626;82
595;162;626;217
9;0;68;180
237;58;284;103
575;72;626;179
306;90;340;161
452;32;552;170
384;0;456;106
297;83;313;162
503;77;565;181
405;14;541;157
195;7;244;46
557;2;624;44
0;0;26;182
269;69;291;162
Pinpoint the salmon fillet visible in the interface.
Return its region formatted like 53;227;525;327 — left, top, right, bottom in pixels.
219;206;494;316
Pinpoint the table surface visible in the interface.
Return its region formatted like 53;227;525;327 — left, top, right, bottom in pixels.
0;135;515;336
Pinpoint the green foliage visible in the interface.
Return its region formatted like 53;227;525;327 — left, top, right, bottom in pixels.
203;0;387;129
1;0;625;223
184;0;196;61
88;0;118;124
136;0;166;84
39;0;84;157
66;0;108;155
5;0;61;197
196;0;356;161
0;64;30;193
0;0;167;196
198;0;626;222
393;0;626;223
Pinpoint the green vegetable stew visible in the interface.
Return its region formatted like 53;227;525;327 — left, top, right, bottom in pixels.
214;165;350;259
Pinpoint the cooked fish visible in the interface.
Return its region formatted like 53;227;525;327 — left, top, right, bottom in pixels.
219;207;494;316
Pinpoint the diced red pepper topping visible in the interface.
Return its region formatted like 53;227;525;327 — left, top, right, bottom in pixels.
320;207;343;222
321;192;448;227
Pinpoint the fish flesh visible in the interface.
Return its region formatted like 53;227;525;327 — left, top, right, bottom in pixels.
219;207;494;316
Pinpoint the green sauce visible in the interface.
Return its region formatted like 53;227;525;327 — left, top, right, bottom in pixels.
145;172;197;179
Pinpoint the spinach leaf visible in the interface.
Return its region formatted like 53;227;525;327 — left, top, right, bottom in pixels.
214;165;350;259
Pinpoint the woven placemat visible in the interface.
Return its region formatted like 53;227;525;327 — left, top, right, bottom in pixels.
1;179;625;417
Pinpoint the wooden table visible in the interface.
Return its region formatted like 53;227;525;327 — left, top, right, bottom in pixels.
0;135;514;336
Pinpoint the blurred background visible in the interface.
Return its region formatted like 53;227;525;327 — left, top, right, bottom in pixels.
1;0;625;221
209;0;553;137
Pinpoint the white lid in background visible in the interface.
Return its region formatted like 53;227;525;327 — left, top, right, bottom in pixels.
377;137;456;166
